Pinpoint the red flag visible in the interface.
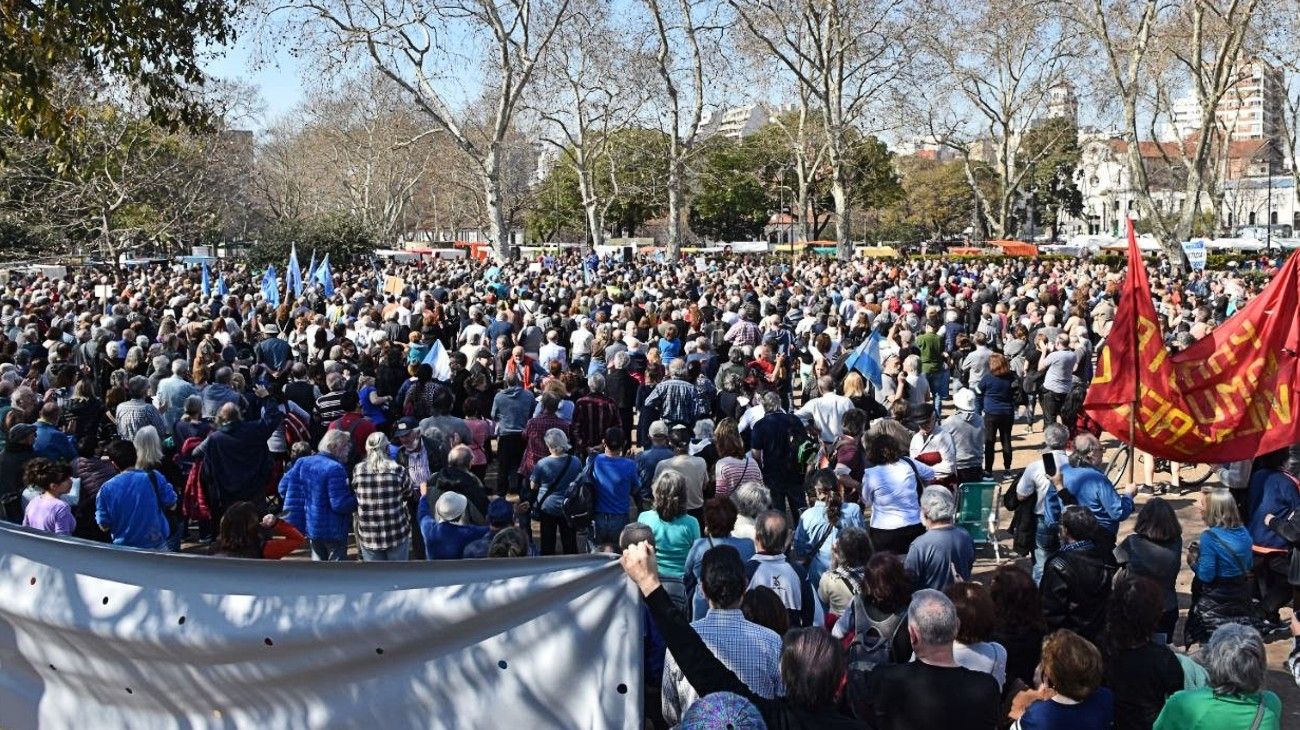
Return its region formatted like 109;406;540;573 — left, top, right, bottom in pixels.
1085;220;1300;462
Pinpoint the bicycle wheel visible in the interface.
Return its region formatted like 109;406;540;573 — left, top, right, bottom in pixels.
1179;461;1216;488
1105;446;1131;484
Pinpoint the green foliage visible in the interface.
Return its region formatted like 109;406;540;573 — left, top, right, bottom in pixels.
251;213;376;268
881;157;975;241
527;163;586;242
1020;118;1083;238
0;0;238;144
690;137;771;241
848;136;903;211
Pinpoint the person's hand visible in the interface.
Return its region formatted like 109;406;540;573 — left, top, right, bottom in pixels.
261;513;278;529
253;384;270;398
1049;471;1064;491
620;541;662;596
419;481;428;496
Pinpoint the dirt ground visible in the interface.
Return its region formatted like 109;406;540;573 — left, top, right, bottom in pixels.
976;419;1300;728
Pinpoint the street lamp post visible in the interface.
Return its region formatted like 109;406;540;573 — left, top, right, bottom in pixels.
1266;138;1273;253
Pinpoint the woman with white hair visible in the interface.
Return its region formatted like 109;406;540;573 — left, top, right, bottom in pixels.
351;431;414;561
730;481;771;540
526;427;581;555
1153;623;1280;729
133;425;184;550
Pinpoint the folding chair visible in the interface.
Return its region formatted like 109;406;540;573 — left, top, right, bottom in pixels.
955;481;1000;562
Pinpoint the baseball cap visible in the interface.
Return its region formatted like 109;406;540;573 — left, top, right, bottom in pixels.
392;418;420;439
486;498;514;527
648;420;670;438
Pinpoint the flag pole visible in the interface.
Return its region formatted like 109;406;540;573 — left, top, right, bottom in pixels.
1128;218;1139;489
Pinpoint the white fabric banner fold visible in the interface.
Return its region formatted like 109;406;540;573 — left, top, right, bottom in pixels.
0;525;642;729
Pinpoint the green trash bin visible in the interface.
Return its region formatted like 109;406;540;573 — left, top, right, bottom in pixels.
955;481;997;545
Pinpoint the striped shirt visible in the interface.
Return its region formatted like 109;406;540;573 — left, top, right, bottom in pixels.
662;609;784;725
714;455;762;497
115;399;167;440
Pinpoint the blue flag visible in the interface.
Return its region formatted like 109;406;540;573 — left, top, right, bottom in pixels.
421;339;452;381
315;254;335;297
844;330;883;387
262;264;281;307
217;274;228;296
201;261;211;300
305;249;317;284
288;244;303;298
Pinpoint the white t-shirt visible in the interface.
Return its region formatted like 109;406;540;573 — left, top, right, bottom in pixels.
862;459;935;530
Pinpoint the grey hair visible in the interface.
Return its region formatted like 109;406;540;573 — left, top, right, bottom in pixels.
1068;433;1104;468
693;419;714;441
588;372;606;394
902;354;921;373
151;354;171;373
543;427;570;454
171;359;190;377
183;394;202;417
319;429;352;460
448;444;474;469
1202;623;1266;696
908;589;960;646
730;481;771;519
133;426;165;469
1043;423;1070;452
761;391;782;411
363;431;392;470
754;509;791;553
920;486;956;523
667;358;687;377
127;375;151;400
612;351;630;369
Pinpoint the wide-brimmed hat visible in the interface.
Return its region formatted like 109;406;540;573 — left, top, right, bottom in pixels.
436;491;468;523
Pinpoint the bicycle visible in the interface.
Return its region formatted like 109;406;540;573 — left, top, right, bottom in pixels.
1104;446;1216;490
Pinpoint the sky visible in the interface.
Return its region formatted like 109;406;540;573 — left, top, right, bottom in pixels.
202;34;308;132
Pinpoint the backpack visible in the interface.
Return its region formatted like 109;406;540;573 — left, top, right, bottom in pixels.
845;597;905;675
283;409;311;450
558;455;596;530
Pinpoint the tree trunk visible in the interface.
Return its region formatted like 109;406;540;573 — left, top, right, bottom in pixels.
666;157;682;257
829;150;851;260
483;148;509;261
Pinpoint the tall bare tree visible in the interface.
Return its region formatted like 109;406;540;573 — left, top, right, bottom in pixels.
1074;0;1264;265
277;0;573;260
532;1;649;251
918;0;1080;239
637;0;726;257
729;0;915;259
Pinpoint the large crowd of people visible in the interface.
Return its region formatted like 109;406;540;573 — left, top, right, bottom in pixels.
0;247;1293;728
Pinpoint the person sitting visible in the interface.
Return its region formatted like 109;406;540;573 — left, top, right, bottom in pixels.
745;509;813;629
945;581;1009;692
1153;623;1281;730
1102;575;1184;730
21;458;76;536
1184;488;1254;647
682;496;757;620
860;589;1001;729
1011;629;1115;730
1040;506;1115;643
419;489;489;560
906;485;975;592
212;501;306;559
661;545;783;726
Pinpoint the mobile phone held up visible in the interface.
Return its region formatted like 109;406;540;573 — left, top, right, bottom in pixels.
1043;452;1057;478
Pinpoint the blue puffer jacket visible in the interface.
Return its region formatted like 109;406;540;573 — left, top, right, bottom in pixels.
278;453;355;541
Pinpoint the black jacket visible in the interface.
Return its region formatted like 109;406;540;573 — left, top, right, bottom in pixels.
0;442;35;521
1040;542;1116;642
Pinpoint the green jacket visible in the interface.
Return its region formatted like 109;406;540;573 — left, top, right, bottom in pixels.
1153;688;1280;730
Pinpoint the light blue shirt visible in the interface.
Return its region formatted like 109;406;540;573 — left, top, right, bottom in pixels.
794;501;865;587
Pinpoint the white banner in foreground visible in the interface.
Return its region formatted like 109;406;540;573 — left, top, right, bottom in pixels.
0;526;642;729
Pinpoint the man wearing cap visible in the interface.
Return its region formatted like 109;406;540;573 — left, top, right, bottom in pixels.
654;425;709;520
462;498;531;558
254;322;292;376
942;388;986;484
419;488;489;559
0;423;38;521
